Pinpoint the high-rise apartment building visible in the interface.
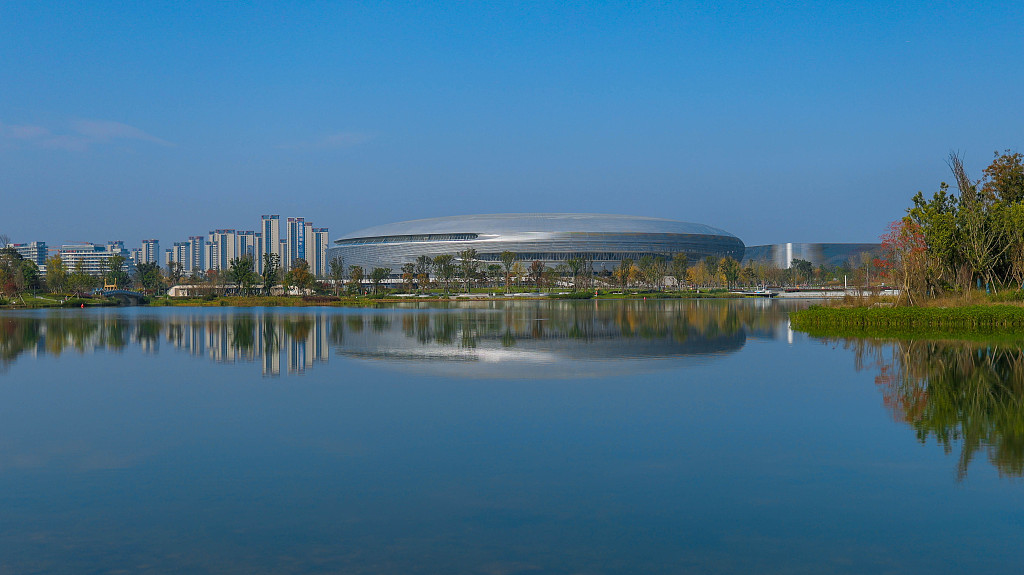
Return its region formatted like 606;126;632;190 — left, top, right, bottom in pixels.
237;230;261;272
187;236;207;272
284;217;306;271
167;242;190;271
309;228;330;277
141;239;160;264
261;215;281;264
208;229;237;271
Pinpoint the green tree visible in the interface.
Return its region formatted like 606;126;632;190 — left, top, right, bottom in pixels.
401;263;416;292
457;248;479;293
615;258;634;289
566;258;584;291
69;259;97;295
166;261;184;286
370;267;392;294
529;260;544;289
499;251;517;293
101;254;130;289
432;254;456;295
134;262;165;294
329;255;346;296
228;255;258;295
486;264;503;289
415;255;432;294
0;247;40;297
289;258;315;293
981;149;1024;205
348;265;364;293
45;255;67;293
719;256;741;289
791;259;813;286
671;253;689;290
262;253;281;295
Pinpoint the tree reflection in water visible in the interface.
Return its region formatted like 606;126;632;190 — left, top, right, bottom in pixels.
0;300;800;378
839;337;1024;480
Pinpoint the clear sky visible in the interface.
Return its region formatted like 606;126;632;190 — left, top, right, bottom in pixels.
2;1;1022;249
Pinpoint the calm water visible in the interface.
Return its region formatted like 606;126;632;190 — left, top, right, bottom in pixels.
1;300;1022;574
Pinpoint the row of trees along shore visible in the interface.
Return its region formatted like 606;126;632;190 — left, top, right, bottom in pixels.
881;150;1024;305
4;239;884;302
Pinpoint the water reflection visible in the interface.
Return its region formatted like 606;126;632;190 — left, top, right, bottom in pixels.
1;312;331;376
833;337;1024;480
0;300;798;379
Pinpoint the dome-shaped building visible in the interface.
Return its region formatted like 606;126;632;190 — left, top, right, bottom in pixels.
329;213;744;275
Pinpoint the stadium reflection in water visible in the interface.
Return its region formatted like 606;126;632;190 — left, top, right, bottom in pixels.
0;300;798;379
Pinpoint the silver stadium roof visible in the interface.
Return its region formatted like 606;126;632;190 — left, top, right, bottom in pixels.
337;213;739;240
331;213;745;273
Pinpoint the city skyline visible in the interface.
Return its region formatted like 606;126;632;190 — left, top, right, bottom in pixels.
2;3;1023;247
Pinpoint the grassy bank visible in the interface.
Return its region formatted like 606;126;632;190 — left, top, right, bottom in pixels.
0;294;118;308
790;305;1024;339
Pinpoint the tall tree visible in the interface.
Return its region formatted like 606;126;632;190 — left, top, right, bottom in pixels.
457;248;480;293
228;255;258;295
348;265;364;293
528;260;544;289
45;255;67;293
614;258;634;289
329;255;346;296
951;152;1007;292
415;255;432;294
719;256;741;289
101;254;130;289
981;149;1024;205
262;253;281;295
671;253;689;290
288;258;314;293
0;247;39;297
499;251;517;293
69;259;97;295
401;263;416;292
566;257;584;291
135;262;165;294
167;261;184;286
370;267;392;294
432;254;456;295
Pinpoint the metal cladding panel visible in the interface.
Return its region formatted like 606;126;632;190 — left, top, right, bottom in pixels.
330;214;745;274
742;243;881;268
338;213;740;240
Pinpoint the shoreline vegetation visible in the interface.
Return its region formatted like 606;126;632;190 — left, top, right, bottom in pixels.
0;289;757;309
790;302;1024;340
790;148;1024;338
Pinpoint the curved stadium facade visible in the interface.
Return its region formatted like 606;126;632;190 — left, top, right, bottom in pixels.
329;213;745;274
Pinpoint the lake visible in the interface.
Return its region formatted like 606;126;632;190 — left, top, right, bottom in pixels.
1;300;1022;574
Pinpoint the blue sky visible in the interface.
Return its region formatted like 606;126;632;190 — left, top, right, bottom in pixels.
2;1;1022;248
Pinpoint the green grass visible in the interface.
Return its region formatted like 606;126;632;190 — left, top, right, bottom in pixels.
790;305;1024;339
0;293;117;308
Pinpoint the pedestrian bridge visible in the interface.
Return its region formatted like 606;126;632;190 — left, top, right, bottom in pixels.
91;289;149;305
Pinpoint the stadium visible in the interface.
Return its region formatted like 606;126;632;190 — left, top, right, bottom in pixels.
329;213;745;274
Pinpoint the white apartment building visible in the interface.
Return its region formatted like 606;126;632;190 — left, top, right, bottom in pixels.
6;242;48;269
208;229;238;272
261;214;282;263
309;227;330;277
284;217;306;271
57;241;134;277
141;239;160;264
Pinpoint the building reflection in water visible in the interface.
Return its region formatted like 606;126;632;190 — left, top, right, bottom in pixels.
828;336;1024;480
0;300;801;379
